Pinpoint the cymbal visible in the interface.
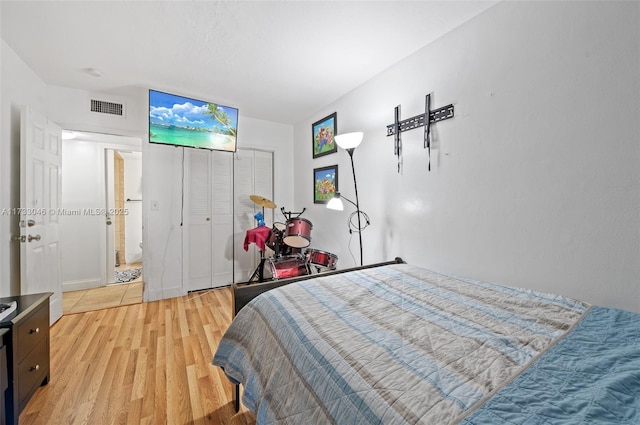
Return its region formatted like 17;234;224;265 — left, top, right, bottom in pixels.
249;195;277;209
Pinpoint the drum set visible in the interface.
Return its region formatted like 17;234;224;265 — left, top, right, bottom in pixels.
248;194;338;282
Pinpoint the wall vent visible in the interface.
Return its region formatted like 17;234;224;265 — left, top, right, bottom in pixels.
90;99;124;116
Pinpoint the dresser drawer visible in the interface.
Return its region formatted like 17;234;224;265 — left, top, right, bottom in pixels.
17;338;49;411
15;302;48;360
0;293;52;425
0;345;7;392
1;340;7;425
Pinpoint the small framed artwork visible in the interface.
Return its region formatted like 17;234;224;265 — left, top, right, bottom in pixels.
313;165;338;204
312;112;337;158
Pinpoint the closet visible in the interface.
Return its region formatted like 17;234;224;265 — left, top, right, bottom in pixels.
183;148;273;292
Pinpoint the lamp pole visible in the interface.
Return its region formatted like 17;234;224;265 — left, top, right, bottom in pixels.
347;148;363;266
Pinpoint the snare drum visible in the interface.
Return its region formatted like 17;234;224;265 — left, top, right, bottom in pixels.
305;249;338;269
283;218;313;248
269;255;310;280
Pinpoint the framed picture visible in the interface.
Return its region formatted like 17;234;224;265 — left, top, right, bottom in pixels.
312;112;337;158
313;165;338;204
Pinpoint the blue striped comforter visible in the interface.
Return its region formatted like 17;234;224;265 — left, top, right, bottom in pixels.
213;264;612;424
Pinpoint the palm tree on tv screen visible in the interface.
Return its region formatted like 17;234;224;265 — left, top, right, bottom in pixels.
205;104;237;136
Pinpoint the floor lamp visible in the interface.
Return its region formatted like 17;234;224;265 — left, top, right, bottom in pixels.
327;132;369;266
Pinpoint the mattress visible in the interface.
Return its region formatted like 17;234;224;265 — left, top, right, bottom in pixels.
213;264;639;424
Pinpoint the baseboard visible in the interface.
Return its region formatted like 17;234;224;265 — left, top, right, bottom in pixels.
63;278;102;292
144;286;184;302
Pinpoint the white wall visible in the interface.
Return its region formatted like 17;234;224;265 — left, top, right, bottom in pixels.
47;85;148;138
293;1;640;313
60;139;106;289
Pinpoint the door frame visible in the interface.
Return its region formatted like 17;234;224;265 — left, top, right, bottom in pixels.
59;132;142;292
105;149;116;283
105;148;143;284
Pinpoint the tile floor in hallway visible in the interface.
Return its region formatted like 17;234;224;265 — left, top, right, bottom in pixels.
62;263;143;315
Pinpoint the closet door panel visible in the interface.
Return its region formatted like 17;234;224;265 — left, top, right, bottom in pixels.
254;150;274;225
233;149;274;282
233;150;257;282
211;151;233;287
186;149;212;292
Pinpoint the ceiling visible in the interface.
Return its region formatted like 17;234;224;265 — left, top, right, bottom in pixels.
1;1;496;125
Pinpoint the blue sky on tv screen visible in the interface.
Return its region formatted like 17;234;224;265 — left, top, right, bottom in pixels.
149;90;238;132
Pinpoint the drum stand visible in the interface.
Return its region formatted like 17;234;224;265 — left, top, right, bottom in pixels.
273;237;285;258
280;207;306;222
248;251;267;283
246;194;279;284
248;205;268;283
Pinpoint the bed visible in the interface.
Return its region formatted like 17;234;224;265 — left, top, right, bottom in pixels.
213;259;640;424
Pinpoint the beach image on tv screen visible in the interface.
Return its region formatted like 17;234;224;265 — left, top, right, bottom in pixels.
149;90;238;152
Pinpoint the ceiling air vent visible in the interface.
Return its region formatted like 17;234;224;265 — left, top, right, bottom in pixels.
90;99;124;116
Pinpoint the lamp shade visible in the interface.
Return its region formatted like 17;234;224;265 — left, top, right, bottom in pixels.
326;192;344;211
334;132;363;150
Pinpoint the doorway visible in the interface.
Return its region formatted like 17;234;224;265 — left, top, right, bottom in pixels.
59;131;143;314
106;149;143;284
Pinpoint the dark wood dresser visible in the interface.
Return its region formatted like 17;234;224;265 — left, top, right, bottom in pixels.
0;328;8;425
0;293;52;425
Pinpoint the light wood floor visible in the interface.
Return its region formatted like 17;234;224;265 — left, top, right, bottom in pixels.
21;286;256;425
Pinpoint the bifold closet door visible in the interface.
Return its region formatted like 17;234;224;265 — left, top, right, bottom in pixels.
233;149;274;282
184;149;234;292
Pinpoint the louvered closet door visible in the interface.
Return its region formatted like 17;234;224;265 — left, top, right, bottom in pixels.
184;149;234;292
254;151;274;217
233;149;274;282
210;151;233;287
185;149;212;291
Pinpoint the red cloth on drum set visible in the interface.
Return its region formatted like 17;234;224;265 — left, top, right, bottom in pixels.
243;226;272;251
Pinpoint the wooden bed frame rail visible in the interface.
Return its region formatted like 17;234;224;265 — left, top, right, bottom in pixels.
231;256;405;411
233;257;405;316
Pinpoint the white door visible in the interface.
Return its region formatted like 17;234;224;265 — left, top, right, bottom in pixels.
20;106;63;324
233;149;274;282
210;151;234;286
105;149;116;283
185;149;213;291
185;148;273;290
184;149;234;291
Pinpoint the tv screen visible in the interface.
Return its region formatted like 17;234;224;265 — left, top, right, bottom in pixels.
149;89;238;152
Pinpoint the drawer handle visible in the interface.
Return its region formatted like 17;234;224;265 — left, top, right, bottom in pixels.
30;364;40;372
30;327;40;334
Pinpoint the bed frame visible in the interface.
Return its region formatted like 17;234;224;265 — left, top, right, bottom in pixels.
233;257;405;316
230;257;405;411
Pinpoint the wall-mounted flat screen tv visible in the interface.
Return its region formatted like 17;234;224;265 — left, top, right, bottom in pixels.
149;89;238;152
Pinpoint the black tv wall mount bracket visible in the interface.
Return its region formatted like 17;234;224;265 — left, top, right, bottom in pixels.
386;94;454;173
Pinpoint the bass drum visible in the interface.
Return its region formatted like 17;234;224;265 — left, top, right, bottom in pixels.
305;249;338;270
268;255;310;280
283;218;313;248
